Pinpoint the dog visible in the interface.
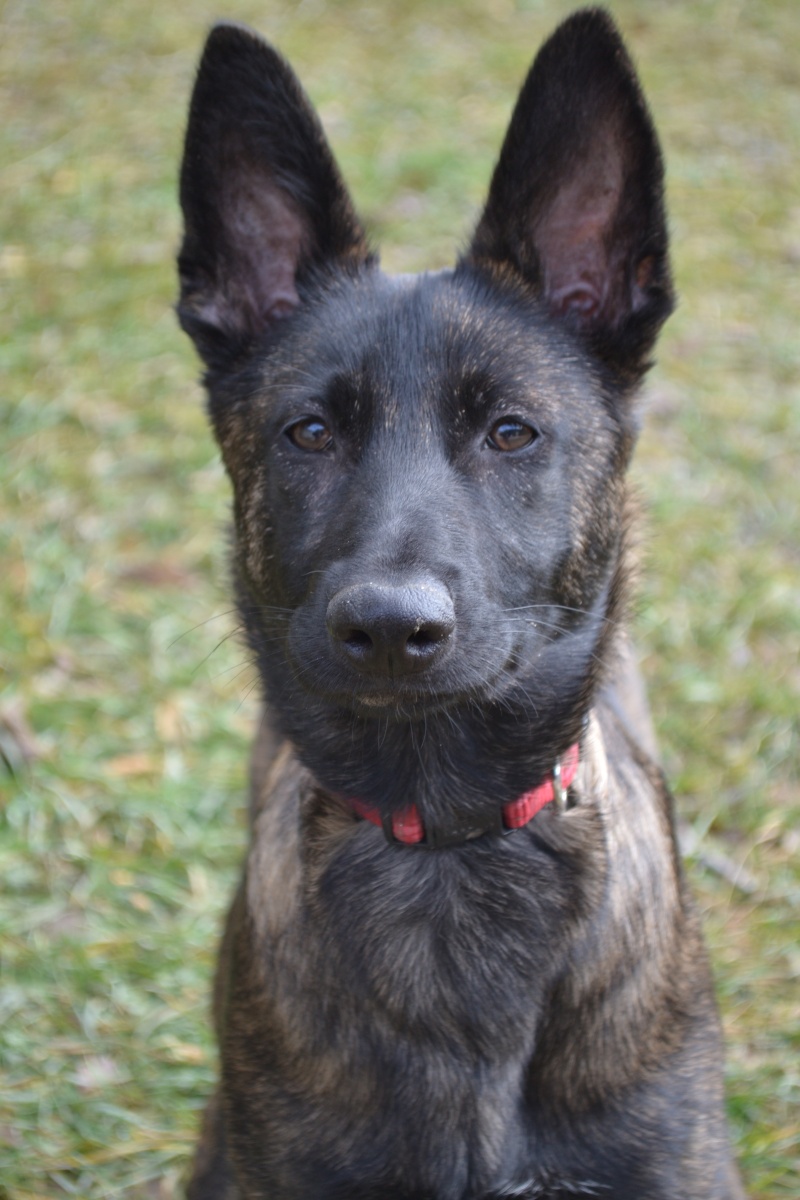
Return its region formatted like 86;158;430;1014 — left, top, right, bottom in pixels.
175;9;746;1198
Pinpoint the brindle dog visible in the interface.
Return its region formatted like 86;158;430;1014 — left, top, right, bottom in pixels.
176;9;746;1198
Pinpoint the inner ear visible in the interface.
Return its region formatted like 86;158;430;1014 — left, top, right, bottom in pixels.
177;23;371;369
464;9;673;376
535;120;628;324
218;151;310;325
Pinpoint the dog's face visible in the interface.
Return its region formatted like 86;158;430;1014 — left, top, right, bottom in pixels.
207;271;623;713
177;11;673;806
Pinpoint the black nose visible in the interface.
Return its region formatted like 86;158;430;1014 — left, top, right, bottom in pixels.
326;580;455;676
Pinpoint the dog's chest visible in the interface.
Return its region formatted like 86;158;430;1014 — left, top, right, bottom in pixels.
236;812;605;1198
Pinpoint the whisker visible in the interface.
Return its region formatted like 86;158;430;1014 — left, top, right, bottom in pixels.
167;608;241;648
210;659;253;684
235;677;263;713
191;627;246;676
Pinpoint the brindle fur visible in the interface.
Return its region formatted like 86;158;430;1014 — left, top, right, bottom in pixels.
176;10;746;1198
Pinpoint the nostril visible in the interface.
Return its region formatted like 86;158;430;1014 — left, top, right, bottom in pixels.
407;626;446;651
344;629;372;650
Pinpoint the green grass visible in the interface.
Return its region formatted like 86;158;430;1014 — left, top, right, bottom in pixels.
1;0;798;1195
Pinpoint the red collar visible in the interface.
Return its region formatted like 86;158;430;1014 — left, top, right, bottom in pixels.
346;742;580;849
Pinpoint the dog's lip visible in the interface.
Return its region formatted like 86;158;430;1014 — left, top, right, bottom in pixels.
335;680;467;717
339;661;522;715
321;641;528;713
350;687;454;714
357;693;398;708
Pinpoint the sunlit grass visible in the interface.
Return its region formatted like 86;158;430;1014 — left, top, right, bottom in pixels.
1;1;798;1195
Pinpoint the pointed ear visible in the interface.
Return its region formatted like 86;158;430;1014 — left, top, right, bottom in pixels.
466;8;673;378
177;23;371;369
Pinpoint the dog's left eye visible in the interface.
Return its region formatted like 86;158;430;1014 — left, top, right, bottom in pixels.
286;418;333;452
486;418;538;452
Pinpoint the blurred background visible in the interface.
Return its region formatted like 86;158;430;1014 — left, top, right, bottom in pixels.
1;0;798;1195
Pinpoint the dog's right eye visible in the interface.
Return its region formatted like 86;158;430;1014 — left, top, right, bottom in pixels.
486;418;539;453
286;418;333;452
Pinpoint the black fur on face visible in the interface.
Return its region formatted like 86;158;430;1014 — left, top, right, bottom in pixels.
177;9;673;826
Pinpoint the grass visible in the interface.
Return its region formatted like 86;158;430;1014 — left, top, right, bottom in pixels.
1;0;798;1195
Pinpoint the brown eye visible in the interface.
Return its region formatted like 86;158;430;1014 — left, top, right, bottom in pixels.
287;418;333;452
487;418;538;452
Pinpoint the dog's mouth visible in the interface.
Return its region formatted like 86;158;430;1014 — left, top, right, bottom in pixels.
348;690;454;719
356;693;402;709
329;680;458;719
318;648;526;721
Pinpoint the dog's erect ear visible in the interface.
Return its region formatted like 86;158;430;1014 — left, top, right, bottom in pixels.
177;23;370;369
467;8;673;377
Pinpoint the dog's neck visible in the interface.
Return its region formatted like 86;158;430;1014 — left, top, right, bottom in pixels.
342;740;582;849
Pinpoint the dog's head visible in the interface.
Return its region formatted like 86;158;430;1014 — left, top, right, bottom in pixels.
177;10;673;807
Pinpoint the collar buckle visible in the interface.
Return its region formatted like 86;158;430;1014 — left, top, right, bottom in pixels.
551;757;568;813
